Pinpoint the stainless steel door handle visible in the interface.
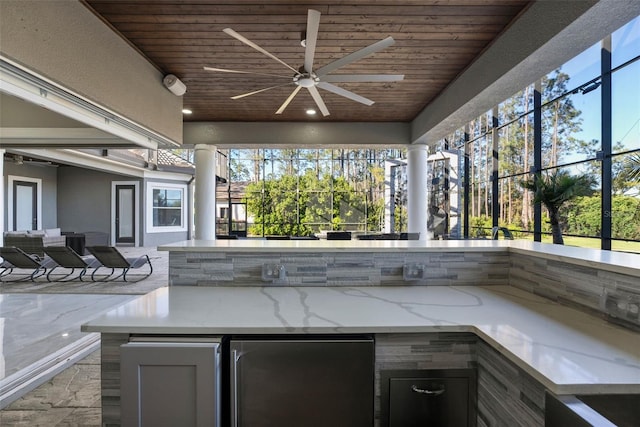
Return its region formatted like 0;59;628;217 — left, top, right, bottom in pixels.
411;384;445;396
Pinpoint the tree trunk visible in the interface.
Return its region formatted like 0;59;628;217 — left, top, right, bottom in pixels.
484;136;490;216
552;103;559;167
548;207;564;245
508;177;512;225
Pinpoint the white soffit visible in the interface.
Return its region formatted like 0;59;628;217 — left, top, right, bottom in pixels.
0;57;177;149
11;147;192;181
0;127;136;148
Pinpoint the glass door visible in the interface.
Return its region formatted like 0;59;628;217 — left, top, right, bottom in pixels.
13;180;37;230
115;184;135;244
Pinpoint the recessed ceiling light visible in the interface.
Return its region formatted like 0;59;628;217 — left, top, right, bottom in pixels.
182;108;193;115
306;109;316;115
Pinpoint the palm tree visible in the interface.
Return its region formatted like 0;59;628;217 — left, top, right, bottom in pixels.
623;152;640;183
522;170;595;244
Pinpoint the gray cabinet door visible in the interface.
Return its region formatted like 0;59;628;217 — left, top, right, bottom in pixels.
120;341;220;427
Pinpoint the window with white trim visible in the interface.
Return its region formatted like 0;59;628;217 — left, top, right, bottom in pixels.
147;183;188;233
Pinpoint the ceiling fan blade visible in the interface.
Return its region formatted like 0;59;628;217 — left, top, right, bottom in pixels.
315;36;395;77
231;83;292;100
303;9;321;73
223;28;299;74
307;86;330;116
204;66;291;79
276;86;302;115
321;74;404;83
317;82;374;106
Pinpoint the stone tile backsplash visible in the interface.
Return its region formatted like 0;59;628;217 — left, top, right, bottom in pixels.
169;251;510;287
510;252;640;330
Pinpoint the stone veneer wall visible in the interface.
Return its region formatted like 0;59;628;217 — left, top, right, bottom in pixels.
375;333;477;426
169;251;510;287
509;252;640;330
375;333;545;427
476;340;545;426
101;333;129;427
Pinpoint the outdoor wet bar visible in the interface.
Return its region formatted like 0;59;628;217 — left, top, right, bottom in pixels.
84;239;640;426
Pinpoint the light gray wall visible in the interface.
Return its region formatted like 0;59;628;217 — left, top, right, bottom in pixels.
143;231;188;247
3;159;57;230
0;0;183;144
56;167;123;235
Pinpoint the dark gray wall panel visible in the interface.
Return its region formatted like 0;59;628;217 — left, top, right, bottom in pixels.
56;167;124;235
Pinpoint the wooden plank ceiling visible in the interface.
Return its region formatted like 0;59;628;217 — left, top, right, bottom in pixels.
84;0;531;123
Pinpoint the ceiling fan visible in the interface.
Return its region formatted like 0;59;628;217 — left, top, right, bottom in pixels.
204;9;404;116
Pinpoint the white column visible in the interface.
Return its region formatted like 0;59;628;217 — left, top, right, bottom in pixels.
0;149;4;246
407;144;429;241
194;144;217;240
383;160;393;233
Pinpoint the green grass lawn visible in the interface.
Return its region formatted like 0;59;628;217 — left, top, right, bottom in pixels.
531;235;640;254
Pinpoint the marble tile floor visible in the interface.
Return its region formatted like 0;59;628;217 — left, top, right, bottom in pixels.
0;246;169;417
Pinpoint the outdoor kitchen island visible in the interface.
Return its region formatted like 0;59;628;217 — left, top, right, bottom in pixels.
82;240;640;426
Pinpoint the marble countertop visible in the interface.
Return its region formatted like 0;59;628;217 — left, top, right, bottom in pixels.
82;285;640;395
158;239;640;277
158;238;509;252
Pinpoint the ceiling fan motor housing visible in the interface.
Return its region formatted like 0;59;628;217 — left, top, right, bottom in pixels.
294;73;319;88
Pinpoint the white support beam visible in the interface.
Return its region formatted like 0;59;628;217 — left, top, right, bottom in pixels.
0;57;177;149
184;122;410;148
194;145;217;240
407;145;429;241
0;127;137;147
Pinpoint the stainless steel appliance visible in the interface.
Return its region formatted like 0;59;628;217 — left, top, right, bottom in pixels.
229;336;374;427
380;369;477;427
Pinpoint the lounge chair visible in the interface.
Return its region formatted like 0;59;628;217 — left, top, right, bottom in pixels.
43;246;102;282
85;246;153;282
0;246;57;282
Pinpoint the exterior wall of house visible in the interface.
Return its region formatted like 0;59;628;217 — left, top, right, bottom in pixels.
57;167;125;237
141;178;191;247
3;159;58;230
141;229;188;247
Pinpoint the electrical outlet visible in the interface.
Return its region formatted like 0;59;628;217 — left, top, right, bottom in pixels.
403;263;426;281
261;263;287;282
